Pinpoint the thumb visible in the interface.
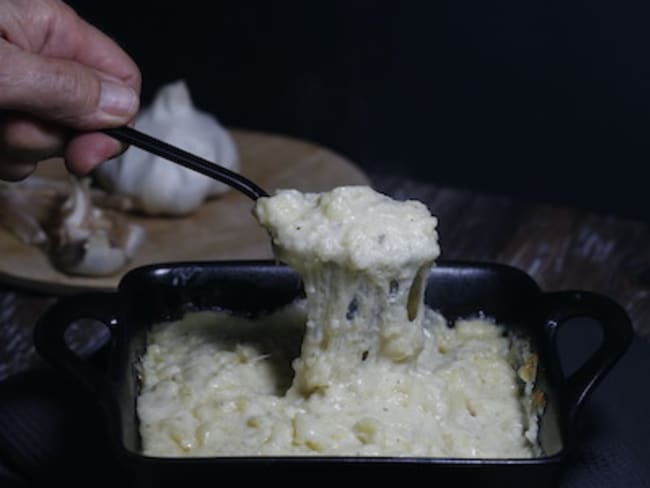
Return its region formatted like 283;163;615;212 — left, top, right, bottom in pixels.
0;41;139;130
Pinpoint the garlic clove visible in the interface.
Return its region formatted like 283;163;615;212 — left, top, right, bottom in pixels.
46;176;146;277
0;179;65;246
52;229;144;277
1;175;145;277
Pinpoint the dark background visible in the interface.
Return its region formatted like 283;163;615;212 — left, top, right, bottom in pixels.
67;0;650;221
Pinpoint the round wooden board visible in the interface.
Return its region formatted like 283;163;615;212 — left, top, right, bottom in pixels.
0;129;369;294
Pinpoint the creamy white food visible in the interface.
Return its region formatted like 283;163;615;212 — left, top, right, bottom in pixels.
137;186;543;458
254;186;440;393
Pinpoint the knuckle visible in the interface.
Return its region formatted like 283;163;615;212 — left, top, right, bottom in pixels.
45;59;100;123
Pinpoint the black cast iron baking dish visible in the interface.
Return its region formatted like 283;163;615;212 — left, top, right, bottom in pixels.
34;260;633;487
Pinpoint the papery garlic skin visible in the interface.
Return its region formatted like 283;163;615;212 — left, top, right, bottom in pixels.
48;176;145;277
94;80;240;216
0;175;144;276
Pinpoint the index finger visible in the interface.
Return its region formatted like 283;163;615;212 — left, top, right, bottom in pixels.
49;3;142;91
1;0;141;90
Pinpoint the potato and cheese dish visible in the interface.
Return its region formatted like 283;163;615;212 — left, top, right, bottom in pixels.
137;186;542;458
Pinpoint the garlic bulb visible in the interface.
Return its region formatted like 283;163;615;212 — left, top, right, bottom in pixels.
94;80;240;216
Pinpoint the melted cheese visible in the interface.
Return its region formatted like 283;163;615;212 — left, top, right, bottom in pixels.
137;186;541;458
253;186;440;393
137;305;539;457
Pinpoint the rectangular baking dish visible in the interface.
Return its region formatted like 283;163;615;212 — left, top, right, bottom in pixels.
34;260;633;487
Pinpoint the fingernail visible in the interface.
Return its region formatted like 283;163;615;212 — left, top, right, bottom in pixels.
99;81;139;117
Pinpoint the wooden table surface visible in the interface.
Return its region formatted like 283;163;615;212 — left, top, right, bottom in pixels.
1;139;648;382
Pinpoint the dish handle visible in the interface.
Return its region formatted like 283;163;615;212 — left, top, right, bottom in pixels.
34;291;120;399
543;290;633;422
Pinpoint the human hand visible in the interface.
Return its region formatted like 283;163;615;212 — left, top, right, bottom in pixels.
0;0;141;181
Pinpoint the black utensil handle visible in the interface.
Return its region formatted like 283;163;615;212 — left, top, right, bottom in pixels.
543;290;633;421
33;292;120;398
102;126;269;200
